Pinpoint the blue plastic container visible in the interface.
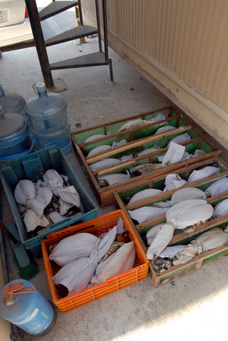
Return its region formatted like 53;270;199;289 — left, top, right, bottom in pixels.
0;279;55;336
0;146;98;257
25;82;72;154
0;84;26;116
0;108;34;164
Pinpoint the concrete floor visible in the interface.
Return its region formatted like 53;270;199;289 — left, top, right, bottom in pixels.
1;30;228;341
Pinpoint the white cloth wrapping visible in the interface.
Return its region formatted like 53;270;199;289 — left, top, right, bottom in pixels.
49;211;64;224
84;134;107;143
163;173;187;192
154;112;166;121
146;199;213;259
117;119;151;133
112;139;127;148
42;169;64;196
169;133;191;145
120;154;133;161
160;142;185;166
205;177;228;197
91;241;136;285
87;145;112;158
27;187;53;217
90;158;121;172
155;125;176;135
213;199;228;217
128;206;165;224
53;223;120;295
49;233;100;266
129;188;162;205
154;187;206;208
138;147;160;157
23;209;49;232
173;229;228;265
188;166;220;183
191;149;205;158
14;180;36;205
158;245;186;259
97;171;131;186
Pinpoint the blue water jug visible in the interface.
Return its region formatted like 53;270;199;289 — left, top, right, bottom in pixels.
0;84;26;116
0;279;56;336
25;82;72;154
0;107;34;163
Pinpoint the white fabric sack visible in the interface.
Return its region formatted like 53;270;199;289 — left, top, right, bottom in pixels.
213;199;228;217
27;187;53;217
90;158;121;172
117;119;150;133
49;211;64;224
128;206;165;224
163;173;187;192
112;139;127;148
91;241;136;285
138;147;160;157
154;112;166;122
120;154;133;161
53;225;119;294
146;199;213;259
205;177;228;197
87;145;112;158
23;209;49;232
59;198;74;216
169;133;191;145
188;166;220;183
58;186;80;208
129;188;162;205
14;180;36;205
97;171;131;186
84;134;107;143
49;233;100;266
42;169;64;196
158;245;186;259
191;149;205;158
173;229;228;265
161;142;185;166
154;187;206;208
155;126;176;135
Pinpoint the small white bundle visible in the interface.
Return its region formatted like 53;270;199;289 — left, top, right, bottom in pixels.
163;173;187;192
14;180;36;205
154;187;206;208
112;139;127;148
191;149;205;158
155;126;176;135
49;211;64;224
158;245;186;259
42;169;64;196
90;158;121;172
173;229;228;265
128;206;165;224
138;146;160;157
169;133;191;145
91;241;136;285
84;134;107;143
129;188;162;205
153;112;166;122
24;209;49;232
188;166;220;183
49;233;100;266
87;145;112;158
27;187;53;217
117;119;151;133
205;177;228;197
97;171;131;186
213;199;228;217
160;142;185;166
146;199;213;259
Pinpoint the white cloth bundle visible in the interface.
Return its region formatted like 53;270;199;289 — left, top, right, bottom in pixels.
163;173;187;192
146;199;213;259
154;187;206;208
90;158;121;172
173;229;228;265
117;119;151;133
160;142;185;166
158;245;186;259
24;209;49;232
49;233;100;266
112;139;127;148
205;177;228;197
213;199;228;217
155;126;176;135
91;241;136;284
42;169;64;196
154;112;166;122
84;134;107;143
87;145;112;158
191;149;205;158
188;166;220;183
129;188;162;205
27;187;53;217
53;221;121;294
169;133;191;145
120;154;133;161
128;206;165;224
49;211;64;224
138;147;160;157
14;180;36;205
97;171;131;186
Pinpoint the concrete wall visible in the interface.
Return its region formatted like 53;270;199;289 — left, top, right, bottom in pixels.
82;0;228;149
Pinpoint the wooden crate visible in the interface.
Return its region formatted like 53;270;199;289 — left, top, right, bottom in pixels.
72;106;220;206
113;157;228;286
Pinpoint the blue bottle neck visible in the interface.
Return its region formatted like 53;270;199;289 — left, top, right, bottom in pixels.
0;88;5;98
38;89;48;99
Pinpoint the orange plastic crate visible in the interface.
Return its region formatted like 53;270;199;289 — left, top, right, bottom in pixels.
42;210;149;313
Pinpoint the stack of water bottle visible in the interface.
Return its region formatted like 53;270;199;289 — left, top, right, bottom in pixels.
0;82;72;163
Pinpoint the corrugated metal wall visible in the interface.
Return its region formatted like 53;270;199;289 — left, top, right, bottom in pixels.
82;0;228;146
